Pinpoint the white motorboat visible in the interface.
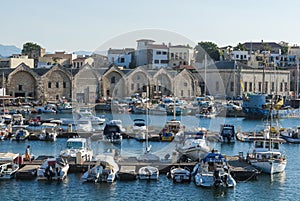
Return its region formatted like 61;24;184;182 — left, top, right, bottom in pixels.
132;119;147;132
76;107;105;125
280;127;300;143
75;117;94;133
131;119;147;141
37;157;69;181
103;121;123;144
0;152;20;179
38;123;58;142
169;166;191;183
138;166;159;180
194;151;236;188
107;120;126;133
177;128;210;161
247;138;287;174
81;154;119;183
60;138;93;162
219;124;236;143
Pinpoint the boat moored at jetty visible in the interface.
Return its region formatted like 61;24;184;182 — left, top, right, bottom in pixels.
247;137;287;174
81;154;119;183
37;157;69;181
60;138;93;162
0;152;20;179
219;124;236;143
169;166;191;183
194;151;236;188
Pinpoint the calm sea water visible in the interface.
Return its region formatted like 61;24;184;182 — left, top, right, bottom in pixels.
0;112;300;201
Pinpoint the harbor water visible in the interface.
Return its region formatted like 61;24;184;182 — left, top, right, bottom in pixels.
1;112;300;201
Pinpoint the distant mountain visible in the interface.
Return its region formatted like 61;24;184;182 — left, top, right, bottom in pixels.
0;44;21;57
73;50;93;56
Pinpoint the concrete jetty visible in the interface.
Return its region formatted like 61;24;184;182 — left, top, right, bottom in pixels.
16;154;259;182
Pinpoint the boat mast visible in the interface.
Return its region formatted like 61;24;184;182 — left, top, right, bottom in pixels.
204;54;207;96
297;57;299;98
173;97;176;120
145;83;151;153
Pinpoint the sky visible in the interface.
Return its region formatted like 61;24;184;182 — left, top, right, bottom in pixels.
1;0;300;53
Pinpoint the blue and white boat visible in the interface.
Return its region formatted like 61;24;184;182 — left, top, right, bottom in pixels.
193;151;236;188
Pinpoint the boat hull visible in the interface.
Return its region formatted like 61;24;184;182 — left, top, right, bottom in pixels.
251;160;287;174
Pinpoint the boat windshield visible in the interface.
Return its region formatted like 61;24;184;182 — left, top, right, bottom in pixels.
134;122;145;127
66;141;84;149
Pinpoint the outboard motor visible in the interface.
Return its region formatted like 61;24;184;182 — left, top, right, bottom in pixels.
44;165;55;180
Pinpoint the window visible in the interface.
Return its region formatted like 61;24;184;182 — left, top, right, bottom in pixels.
256;56;263;61
249;82;253;92
181;90;183;96
183;52;187;60
56;95;59;100
171;53;174;58
284;82;288;91
63;82;66;88
48;82;51;88
216;81;219;91
258;82;262;92
161;60;168;64
271;82;275;92
184;82;187;87
280;83;283;92
162;51;167;55
18;85;22;91
111;76;115;84
131;83;134;91
156;51;161;55
154;60;159;64
120;58;125;63
236;54;239;59
265;82;268;93
56;82;59;88
230;81;234;92
244;82;247;92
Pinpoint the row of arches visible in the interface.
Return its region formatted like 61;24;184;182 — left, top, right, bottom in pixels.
2;63;199;103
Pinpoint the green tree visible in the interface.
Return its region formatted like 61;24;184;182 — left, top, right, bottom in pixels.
234;43;246;51
195;41;220;62
21;42;41;56
281;45;288;55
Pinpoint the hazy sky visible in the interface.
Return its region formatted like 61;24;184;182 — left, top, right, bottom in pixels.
1;0;300;53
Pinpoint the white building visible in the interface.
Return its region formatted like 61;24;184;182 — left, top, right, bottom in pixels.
135;39;168;68
168;44;194;67
230;50;248;63
107;48;134;68
0;54;34;68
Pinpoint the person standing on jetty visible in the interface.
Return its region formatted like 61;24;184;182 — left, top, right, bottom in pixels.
25;145;31;161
